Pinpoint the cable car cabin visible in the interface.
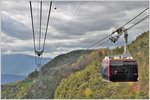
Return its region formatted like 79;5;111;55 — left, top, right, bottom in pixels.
101;56;138;82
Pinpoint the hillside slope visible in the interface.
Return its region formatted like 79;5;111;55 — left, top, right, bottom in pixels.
1;50;94;99
54;31;149;99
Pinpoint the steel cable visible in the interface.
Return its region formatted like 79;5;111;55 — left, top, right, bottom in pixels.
121;7;149;28
43;1;52;52
126;15;149;31
39;1;42;51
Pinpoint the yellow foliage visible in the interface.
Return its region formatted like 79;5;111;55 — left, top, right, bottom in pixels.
84;88;93;97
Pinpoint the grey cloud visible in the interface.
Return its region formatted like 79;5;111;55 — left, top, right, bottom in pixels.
1;1;149;58
1;13;33;40
49;1;148;36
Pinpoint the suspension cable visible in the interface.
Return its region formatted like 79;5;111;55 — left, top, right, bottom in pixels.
121;7;149;28
126;15;149;31
87;7;149;50
39;1;42;51
89;34;112;49
29;1;36;51
59;1;82;33
43;1;53;52
96;39;110;48
68;2;82;27
61;38;111;68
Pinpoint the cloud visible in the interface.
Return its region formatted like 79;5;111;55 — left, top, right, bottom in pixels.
1;1;149;58
1;13;33;40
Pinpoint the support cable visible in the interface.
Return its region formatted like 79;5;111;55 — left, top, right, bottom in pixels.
39;1;42;51
43;1;52;52
121;7;149;28
89;34;112;49
29;1;36;51
126;15;149;31
68;2;82;27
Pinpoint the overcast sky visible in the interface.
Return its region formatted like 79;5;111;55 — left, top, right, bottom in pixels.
1;1;149;58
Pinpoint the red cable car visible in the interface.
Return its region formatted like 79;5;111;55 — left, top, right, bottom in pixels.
101;28;138;82
101;56;138;82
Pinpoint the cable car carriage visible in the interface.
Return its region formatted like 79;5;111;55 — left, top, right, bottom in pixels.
101;27;138;82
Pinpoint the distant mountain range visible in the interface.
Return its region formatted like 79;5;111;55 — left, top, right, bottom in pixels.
1;54;51;84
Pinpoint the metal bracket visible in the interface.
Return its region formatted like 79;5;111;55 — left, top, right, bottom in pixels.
109;27;131;58
121;30;131;57
35;50;44;56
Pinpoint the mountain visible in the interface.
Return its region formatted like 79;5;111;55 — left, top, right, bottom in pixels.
1;74;26;84
1;54;51;76
1;31;149;99
1;50;94;99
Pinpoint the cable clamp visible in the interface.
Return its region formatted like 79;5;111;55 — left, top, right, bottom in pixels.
35;50;44;56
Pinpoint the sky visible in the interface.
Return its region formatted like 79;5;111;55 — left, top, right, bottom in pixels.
1;1;149;58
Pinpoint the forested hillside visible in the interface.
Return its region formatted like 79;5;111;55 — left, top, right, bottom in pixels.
54;31;149;99
1;31;149;99
1;50;94;99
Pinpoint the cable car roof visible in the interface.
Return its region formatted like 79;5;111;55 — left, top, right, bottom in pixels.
104;55;133;60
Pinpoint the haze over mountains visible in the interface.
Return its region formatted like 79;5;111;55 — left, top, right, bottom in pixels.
1;54;50;84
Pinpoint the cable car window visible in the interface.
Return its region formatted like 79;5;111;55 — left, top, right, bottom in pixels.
111;60;123;66
124;61;138;73
126;65;137;73
102;61;108;74
101;60;109;79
